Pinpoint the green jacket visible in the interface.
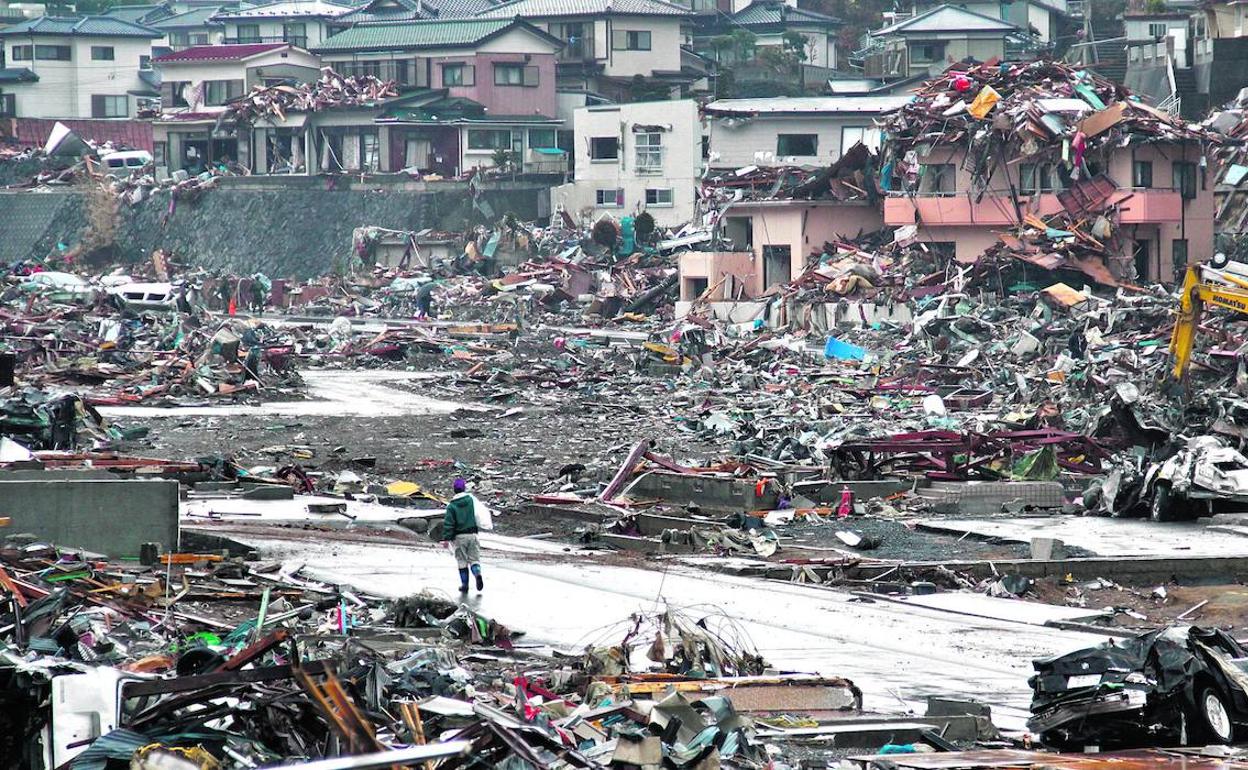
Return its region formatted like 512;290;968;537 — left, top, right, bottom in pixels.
443;493;479;540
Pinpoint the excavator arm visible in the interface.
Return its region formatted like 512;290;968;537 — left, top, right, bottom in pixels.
1170;264;1248;380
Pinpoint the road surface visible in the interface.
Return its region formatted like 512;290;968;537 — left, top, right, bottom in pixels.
240;530;1107;731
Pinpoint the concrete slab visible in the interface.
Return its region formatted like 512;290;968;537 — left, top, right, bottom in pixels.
916;516;1248;558
182;495;440;527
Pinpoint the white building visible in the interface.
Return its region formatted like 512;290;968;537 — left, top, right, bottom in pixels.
152;42;322;173
213;0;355;49
0;16;160;119
703;96;909;169
551;99;701;227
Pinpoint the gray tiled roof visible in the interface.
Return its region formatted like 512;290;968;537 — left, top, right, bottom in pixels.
731;2;841;27
872;3;1018;36
314;17;558;52
150;6;227;29
480;0;691;19
0;15;162;37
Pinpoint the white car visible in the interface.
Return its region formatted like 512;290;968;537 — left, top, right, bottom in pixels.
100;150;152;173
1145;436;1248;520
18;271;99;303
108;281;179;311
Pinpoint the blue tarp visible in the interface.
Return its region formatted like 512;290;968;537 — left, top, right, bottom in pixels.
825;336;866;360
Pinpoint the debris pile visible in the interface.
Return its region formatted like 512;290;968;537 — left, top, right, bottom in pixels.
226;68;400;125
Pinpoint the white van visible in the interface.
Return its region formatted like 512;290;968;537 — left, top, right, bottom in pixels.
100;150;153;172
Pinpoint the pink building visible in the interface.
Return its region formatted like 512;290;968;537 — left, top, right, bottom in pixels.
883;140;1213;284
315;18;566;175
679;200;885;300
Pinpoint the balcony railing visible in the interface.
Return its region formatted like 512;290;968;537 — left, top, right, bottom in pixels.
223;35;307;47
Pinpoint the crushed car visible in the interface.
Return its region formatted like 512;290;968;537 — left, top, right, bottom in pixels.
1146;436;1248;521
1028;625;1248;750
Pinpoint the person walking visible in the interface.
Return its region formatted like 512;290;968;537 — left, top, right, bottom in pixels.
441;478;484;593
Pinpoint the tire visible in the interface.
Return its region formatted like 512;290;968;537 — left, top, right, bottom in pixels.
1151;483;1176;522
1196;685;1236;744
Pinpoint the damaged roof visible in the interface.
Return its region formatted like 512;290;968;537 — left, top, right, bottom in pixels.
704;95;912;116
0;15;162;37
314;18;563;53
480;0;692;18
872;3;1019;36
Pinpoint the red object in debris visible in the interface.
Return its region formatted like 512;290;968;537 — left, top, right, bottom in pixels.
952;74;973;92
228;297;237;315
837;486;853;519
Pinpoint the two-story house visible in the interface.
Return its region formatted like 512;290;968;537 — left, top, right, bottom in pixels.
479;0;696;105
703;95;909;170
550;99;700;226
860;4;1019;82
311;18;564;176
0;16;160;119
694;1;841;70
151;41;321;173
151;6;227;50
880;69;1215;285
213;0;354;49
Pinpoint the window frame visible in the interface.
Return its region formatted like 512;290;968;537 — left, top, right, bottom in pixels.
34;44;71;61
235;23;262;43
919;162;956;194
645;187;673;207
1133;159;1154;188
466;128;514;151
90;45;115;61
528;128;556;149
634;131;663;172
282;22;307;47
441;62;474;87
91;94;129;118
1173;160;1198;199
204;79;244;106
612;29;651;51
589;136;619;162
11;45;31;61
595;188;624;207
776;133;818;157
493;62;525;86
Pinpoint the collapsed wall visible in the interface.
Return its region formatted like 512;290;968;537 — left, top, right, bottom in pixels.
0;178;551;277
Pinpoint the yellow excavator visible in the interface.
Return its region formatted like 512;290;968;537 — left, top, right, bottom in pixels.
1171;257;1248;380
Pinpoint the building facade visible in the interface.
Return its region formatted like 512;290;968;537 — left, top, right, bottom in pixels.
551;98;701;226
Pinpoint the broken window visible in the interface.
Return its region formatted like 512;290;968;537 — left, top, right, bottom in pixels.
776;134;817;157
1020;163;1058;193
724;216;753;250
920;163;956;194
1173;239;1189;280
1173;161;1197;199
635;132;662;172
590;136;619;161
204;80;244;106
840;125;879;154
763;245;791;288
1133;159;1154;188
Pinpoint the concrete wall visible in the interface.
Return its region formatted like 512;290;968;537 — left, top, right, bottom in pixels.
707;113;883;168
5;35;153;118
0;478;178;557
0;178;552;277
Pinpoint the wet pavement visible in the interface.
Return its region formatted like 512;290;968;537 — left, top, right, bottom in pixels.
239;530;1103;732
